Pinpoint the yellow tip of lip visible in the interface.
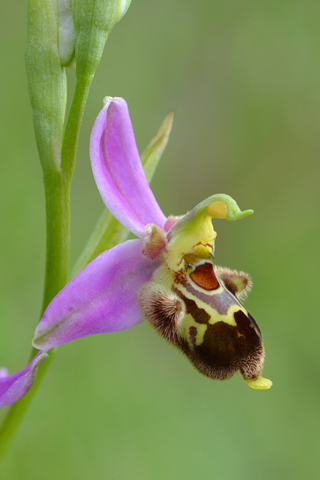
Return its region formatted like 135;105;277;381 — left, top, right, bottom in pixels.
245;376;273;390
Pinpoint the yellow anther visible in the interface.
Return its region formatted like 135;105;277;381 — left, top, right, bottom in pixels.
208;201;228;219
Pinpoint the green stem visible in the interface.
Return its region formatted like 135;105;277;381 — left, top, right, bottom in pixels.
61;78;92;179
40;171;71;314
41;77;92;310
0;76;92;460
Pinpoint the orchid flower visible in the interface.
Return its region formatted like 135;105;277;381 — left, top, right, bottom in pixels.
0;98;271;408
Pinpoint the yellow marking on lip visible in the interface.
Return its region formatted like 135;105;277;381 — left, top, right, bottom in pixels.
172;280;244;328
207;304;240;327
177;313;207;346
184;243;214;264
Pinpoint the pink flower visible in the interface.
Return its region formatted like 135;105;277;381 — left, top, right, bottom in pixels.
1;98;271;408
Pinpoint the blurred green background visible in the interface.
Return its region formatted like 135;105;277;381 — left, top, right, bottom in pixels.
1;1;320;479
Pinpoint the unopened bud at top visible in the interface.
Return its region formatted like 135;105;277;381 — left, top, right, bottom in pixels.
73;0;132;81
25;0;67;170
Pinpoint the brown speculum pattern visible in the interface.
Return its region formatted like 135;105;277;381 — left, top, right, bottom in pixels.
139;259;265;383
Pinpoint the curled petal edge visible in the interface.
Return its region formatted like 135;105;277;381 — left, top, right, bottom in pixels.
0;352;48;409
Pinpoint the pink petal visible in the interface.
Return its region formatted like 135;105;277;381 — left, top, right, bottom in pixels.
90;97;166;238
33;240;157;351
0;352;48;409
0;368;8;379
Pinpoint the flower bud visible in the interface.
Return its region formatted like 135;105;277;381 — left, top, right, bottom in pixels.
53;0;76;67
25;0;67;170
72;0;132;81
